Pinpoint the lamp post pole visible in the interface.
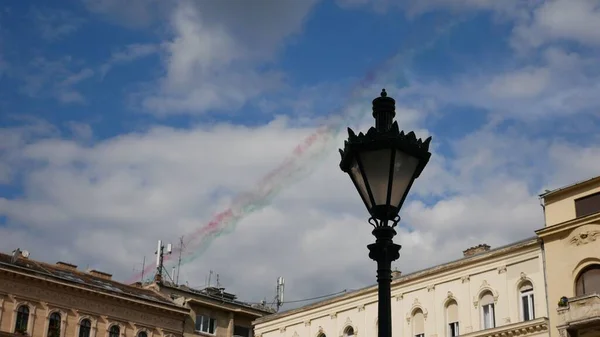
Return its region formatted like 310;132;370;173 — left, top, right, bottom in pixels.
339;89;432;337
369;226;401;337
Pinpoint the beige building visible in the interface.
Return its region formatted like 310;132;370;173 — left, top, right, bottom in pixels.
0;249;189;337
537;176;600;337
147;283;274;337
254;239;549;337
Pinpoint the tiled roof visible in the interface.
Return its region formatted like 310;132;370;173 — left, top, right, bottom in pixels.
0;252;183;309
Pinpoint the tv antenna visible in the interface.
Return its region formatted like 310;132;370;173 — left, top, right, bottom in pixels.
175;236;185;285
154;240;172;283
276;276;285;311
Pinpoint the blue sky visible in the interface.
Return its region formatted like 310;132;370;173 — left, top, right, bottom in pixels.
1;0;600;307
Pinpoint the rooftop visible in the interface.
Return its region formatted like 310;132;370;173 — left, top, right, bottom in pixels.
539;175;600;199
159;282;276;315
254;236;540;325
0;251;186;311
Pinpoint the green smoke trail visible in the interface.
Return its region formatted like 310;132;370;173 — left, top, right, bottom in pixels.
129;16;470;283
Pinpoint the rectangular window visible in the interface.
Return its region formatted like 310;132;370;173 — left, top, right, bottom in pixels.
234;326;251;337
195;315;216;335
575;192;600;218
521;290;535;321
482;304;495;329
449;322;459;337
415;334;424;337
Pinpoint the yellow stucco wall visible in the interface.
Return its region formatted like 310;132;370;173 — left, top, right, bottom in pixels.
539;177;600;337
543;180;600;227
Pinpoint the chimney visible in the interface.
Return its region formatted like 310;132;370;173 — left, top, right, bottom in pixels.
391;269;402;278
56;261;78;271
463;244;491;257
89;269;113;280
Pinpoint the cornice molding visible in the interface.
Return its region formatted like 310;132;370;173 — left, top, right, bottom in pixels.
0;269;188;315
536;213;600;238
460;317;548;337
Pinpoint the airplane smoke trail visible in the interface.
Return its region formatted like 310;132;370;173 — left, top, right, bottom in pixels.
126;16;466;284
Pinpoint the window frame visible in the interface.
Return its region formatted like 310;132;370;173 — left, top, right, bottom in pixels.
448;322;459;337
47;312;62;337
195;315;217;335
520;288;535;321
481;303;495;330
108;325;120;337
15;305;30;334
575;264;600;296
575;192;600;218
78;319;92;337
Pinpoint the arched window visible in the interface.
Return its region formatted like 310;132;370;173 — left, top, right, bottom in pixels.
79;319;91;337
317;333;326;337
446;300;459;337
480;292;495;329
412;309;425;337
15;305;30;333
48;313;62;337
343;326;354;336
109;326;120;337
138;332;148;337
575;264;600;296
519;282;535;321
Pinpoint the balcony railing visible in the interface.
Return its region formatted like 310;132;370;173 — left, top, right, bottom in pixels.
556;294;600;333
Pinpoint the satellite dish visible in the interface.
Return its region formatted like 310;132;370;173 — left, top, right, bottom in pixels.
21;250;30;258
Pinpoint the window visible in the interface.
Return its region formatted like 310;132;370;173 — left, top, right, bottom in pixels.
520;282;535;321
446;300;459;337
15;305;30;334
79;319;91;337
48;313;61;337
480;292;495;329
576;264;600;296
343;327;354;337
413;309;425;337
138;332;148;337
109;326;120;337
575;192;600;218
317;334;326;337
233;326;250;337
195;315;216;335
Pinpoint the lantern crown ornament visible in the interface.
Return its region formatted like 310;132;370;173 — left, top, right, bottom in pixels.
339;89;432;227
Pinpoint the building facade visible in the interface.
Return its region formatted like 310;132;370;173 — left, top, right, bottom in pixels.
537;176;600;337
148;283;274;337
0;250;189;337
254;239;549;337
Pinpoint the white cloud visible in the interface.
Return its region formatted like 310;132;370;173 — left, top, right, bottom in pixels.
1;98;598;309
116;0;316;116
511;0;600;51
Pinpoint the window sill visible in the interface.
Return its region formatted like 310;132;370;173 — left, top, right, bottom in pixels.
193;331;215;337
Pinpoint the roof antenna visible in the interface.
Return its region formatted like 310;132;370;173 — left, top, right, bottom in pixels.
11;248;21;263
276;277;285;311
154;240;172;283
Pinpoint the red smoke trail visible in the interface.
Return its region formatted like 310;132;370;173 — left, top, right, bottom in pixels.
126;70;390;284
126;43;412;284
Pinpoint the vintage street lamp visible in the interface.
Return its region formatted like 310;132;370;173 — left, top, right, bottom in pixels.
339;89;432;337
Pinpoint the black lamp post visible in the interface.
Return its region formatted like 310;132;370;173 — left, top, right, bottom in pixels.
339;89;432;337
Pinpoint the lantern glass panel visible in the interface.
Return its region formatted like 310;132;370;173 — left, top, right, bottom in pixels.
350;158;372;209
358;149;393;207
389;150;420;208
